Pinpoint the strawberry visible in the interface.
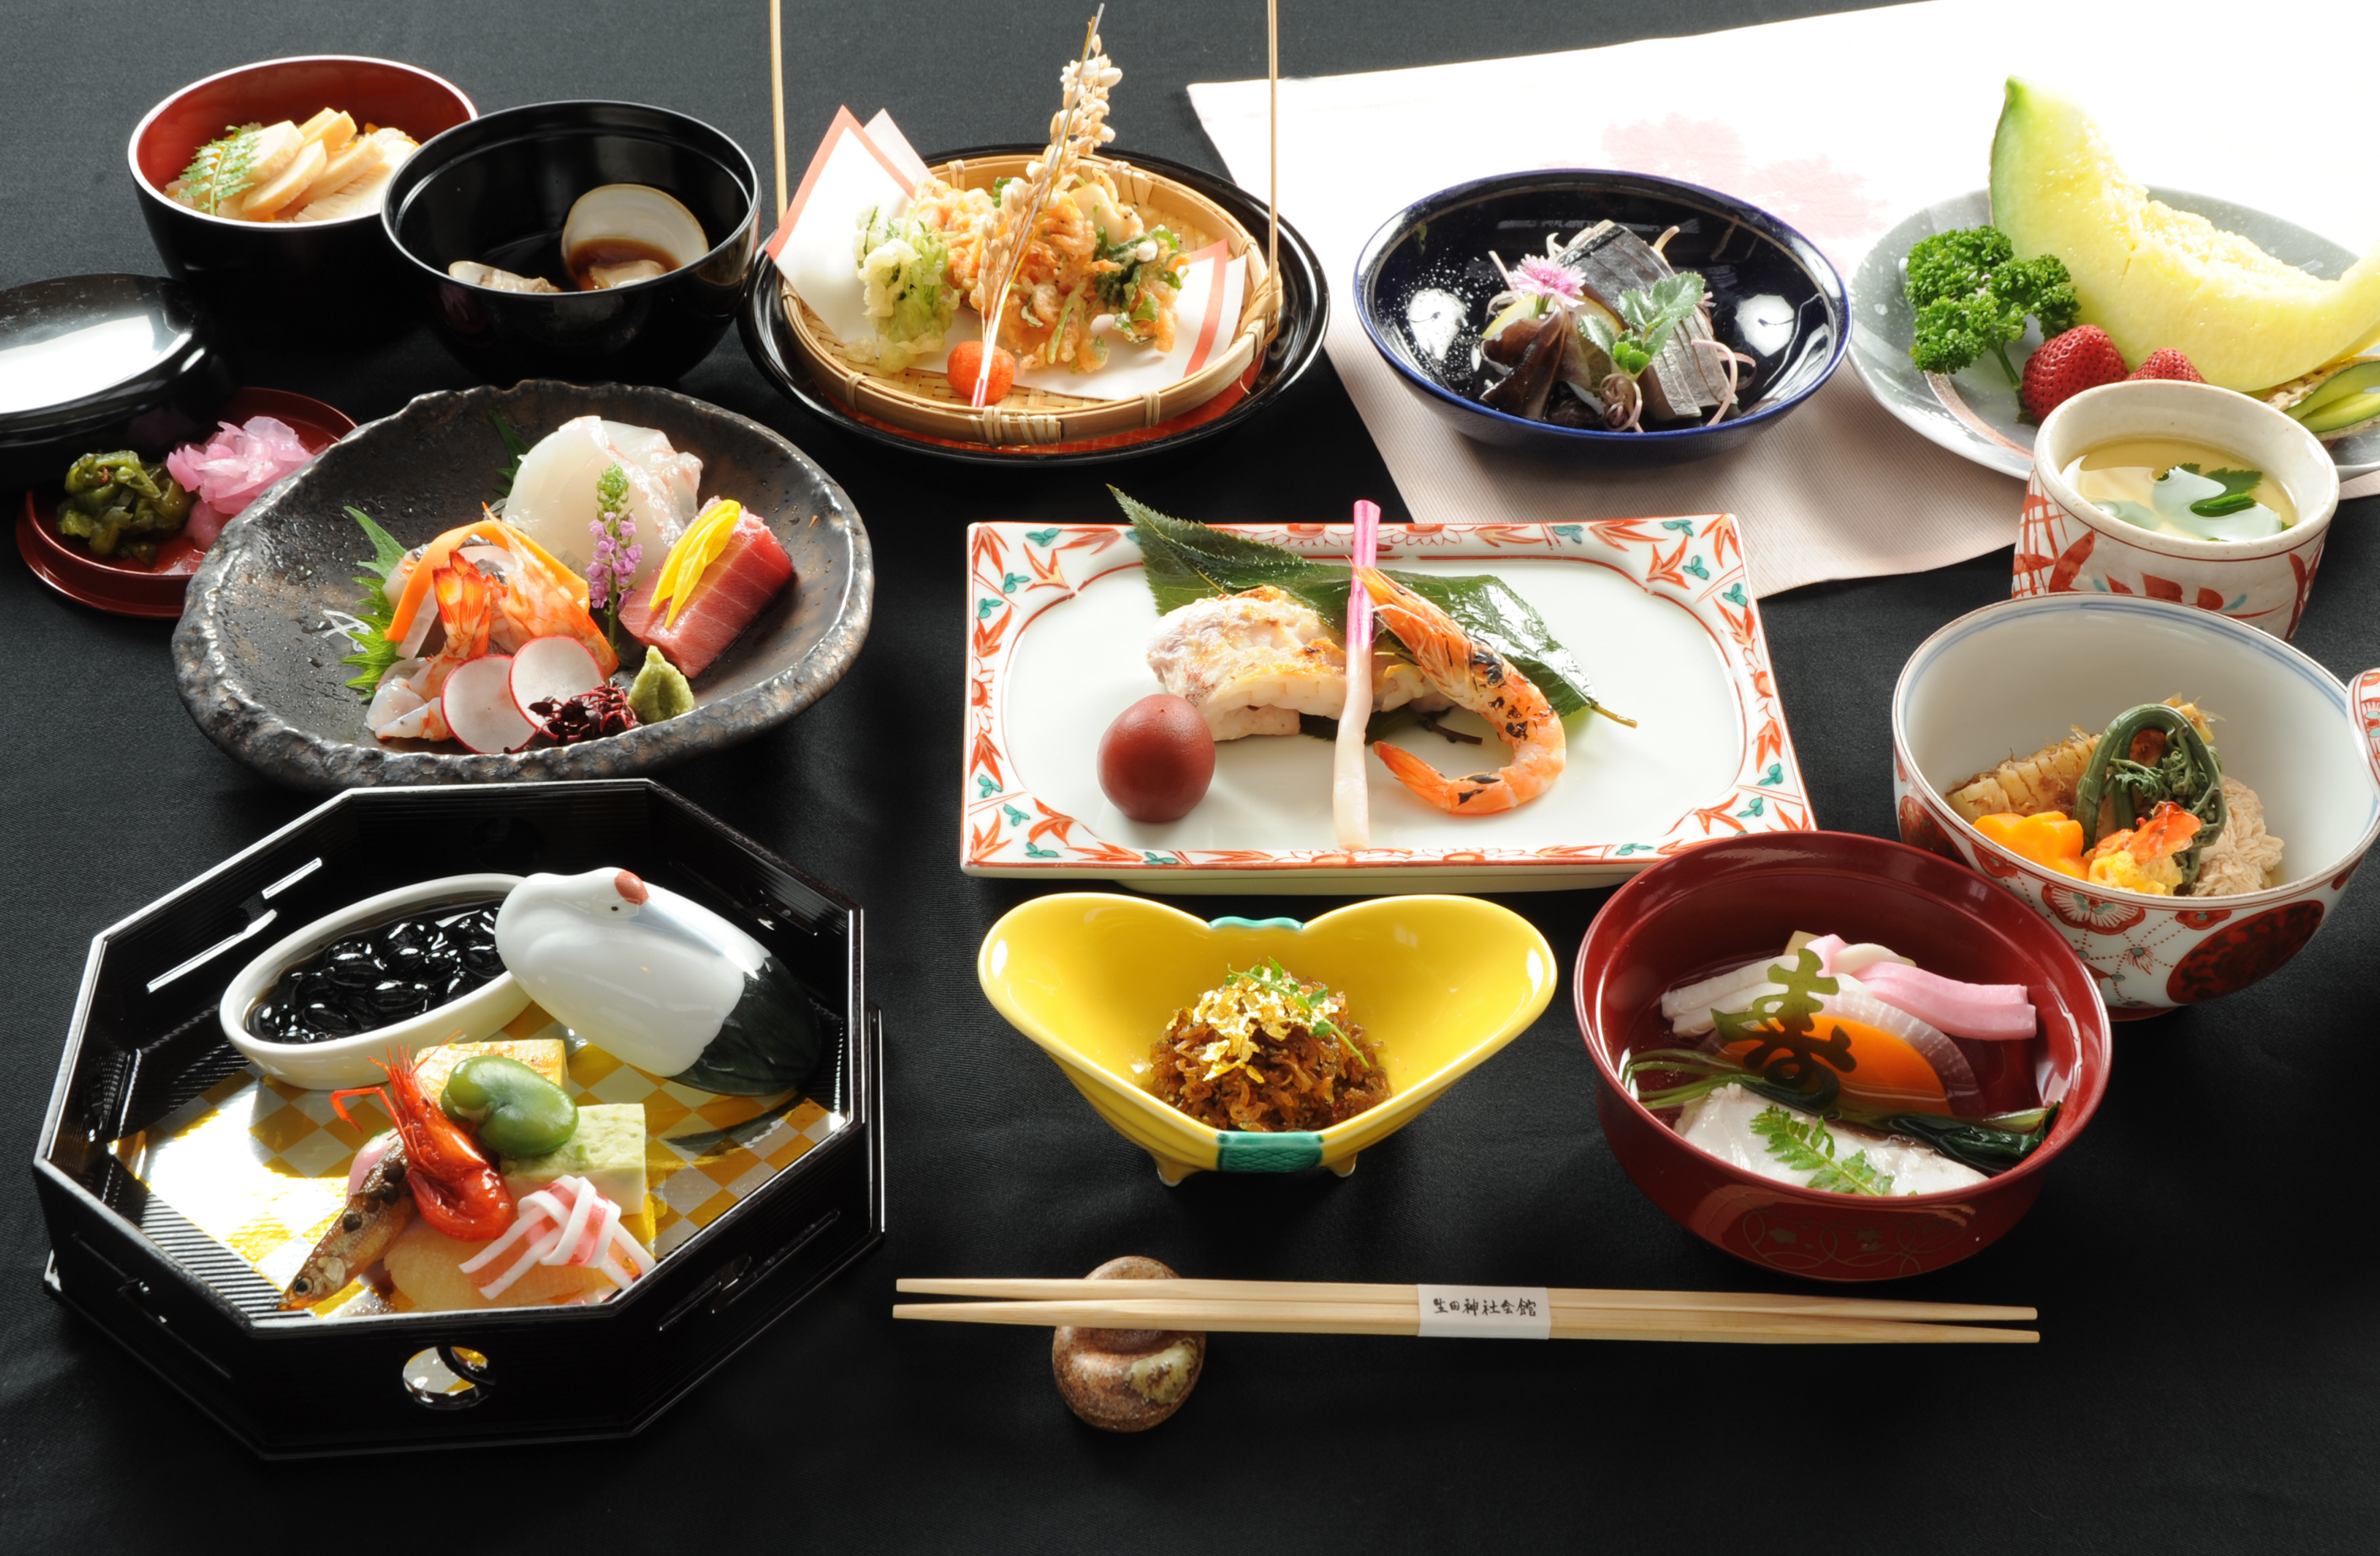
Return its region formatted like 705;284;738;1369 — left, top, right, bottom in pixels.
2129;349;2205;384
2020;325;2128;419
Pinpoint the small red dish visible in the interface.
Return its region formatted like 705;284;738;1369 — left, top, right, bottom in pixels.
16;387;353;618
1575;830;2111;1282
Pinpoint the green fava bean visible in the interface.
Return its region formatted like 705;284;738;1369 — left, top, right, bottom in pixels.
441;1055;578;1156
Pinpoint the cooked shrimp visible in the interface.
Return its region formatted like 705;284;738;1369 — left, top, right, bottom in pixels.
418;559;491;697
331;1048;513;1243
2083;800;2202;895
474;521;619;676
1356;566;1565;815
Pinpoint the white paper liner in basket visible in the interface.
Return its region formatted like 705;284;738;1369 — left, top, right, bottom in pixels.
766;108;1277;446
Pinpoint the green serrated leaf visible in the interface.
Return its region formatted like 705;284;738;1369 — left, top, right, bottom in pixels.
1749;1106;1896;1196
491;414;536;499
339;506;408;699
1114;489;1601;721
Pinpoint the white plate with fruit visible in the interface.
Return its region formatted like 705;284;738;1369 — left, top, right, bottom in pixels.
1849;80;2380;482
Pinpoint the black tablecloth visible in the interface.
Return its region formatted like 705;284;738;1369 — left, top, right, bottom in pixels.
4;2;2375;1547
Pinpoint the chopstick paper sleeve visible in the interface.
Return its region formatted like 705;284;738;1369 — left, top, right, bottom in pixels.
1416;1286;1553;1339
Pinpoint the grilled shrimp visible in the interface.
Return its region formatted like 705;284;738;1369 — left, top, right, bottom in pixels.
1356;566;1565;815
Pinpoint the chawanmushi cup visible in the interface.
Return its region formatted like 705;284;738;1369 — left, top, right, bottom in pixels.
2016;379;2340;640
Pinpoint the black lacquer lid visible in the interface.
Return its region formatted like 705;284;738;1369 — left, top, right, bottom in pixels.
0;274;232;487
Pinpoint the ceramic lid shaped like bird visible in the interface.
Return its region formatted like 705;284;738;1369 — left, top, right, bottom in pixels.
494;867;825;1096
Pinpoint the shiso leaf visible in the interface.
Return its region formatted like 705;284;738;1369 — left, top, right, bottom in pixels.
339;506;408;700
1113;488;1600;721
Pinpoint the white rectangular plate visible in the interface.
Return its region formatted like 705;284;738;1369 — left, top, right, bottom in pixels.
962;517;1815;893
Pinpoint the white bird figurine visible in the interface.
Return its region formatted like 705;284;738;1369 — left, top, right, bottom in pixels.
494;868;825;1095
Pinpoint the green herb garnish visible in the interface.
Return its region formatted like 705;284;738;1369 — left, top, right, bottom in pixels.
1118;490;1627;727
1223;958;1369;1069
1579;273;1706;379
491;414;535;501
2172;464;2265;519
1749;1106;1896;1196
339;506;409;699
176;124;263;217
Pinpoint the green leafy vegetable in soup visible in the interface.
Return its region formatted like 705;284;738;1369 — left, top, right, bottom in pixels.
1748;1105;1897;1196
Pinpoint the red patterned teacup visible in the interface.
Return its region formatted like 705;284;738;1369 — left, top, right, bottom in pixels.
2014;380;2339;640
1894;594;2380;1015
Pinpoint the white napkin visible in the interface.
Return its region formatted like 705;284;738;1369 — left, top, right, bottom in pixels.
1190;0;2380;596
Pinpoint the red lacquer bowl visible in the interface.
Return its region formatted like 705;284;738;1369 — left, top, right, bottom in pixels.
1575;830;2111;1282
128;56;477;346
17;387;353;618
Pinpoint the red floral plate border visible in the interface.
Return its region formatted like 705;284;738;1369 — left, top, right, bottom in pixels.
960;517;1815;893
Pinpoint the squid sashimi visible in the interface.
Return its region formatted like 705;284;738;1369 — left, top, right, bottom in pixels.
502;416;701;589
617;500;795;679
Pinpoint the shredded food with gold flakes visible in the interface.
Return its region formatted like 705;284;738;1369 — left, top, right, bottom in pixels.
1147;961;1391;1132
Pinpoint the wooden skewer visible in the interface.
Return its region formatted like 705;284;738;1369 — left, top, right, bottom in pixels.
768;0;787;220
893;1299;2036;1344
895;1277;2035;1326
1265;0;1279;287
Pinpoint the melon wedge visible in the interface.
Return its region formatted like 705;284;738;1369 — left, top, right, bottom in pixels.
1989;77;2380;390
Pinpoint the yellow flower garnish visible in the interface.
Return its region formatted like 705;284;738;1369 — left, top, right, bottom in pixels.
646;499;744;628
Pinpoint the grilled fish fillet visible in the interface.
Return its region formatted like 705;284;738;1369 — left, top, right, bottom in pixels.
1146;587;1447;740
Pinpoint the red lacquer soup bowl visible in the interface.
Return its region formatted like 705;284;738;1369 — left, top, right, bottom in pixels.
1575;831;2110;1282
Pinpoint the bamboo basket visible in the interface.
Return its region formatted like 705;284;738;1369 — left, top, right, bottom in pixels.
779;154;1283;447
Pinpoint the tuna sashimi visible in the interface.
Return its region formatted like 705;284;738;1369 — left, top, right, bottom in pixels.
618;515;794;678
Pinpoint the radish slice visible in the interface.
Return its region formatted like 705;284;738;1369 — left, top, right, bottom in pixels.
510;636;604;729
440;655;536;752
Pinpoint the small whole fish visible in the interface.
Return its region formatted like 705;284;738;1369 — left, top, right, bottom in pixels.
282;1139;415;1309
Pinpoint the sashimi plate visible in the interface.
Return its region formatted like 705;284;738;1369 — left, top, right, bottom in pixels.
174;381;873;790
1851;188;2380;482
963;518;1813;893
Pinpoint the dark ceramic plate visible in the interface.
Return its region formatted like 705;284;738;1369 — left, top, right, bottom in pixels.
172;381;872;790
1355;170;1848;466
739;145;1328;466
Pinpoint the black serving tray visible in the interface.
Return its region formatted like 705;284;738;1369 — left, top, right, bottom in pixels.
33;780;883;1457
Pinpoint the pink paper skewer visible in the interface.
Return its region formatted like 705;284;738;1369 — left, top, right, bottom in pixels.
1333;500;1383;848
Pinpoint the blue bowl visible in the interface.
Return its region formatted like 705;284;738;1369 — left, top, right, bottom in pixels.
1353;170;1848;466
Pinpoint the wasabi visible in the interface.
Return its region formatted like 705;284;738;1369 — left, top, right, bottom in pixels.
627;645;696;724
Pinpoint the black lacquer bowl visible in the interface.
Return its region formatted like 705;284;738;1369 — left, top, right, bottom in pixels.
172;381;871;790
385;102;759;384
1354;170;1848;466
129;56;479;349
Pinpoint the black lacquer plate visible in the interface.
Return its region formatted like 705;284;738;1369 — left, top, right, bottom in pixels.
172;381;872;790
1355;170;1848;466
739;144;1328;467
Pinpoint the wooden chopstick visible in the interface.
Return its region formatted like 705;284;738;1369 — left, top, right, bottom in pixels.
895;1277;2034;1326
892;1298;2035;1344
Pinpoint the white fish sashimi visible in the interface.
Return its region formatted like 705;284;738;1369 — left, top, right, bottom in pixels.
501;416;700;587
1673;1083;1987;1196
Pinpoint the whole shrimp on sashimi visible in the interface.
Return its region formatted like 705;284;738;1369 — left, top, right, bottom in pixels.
1354;566;1565;816
331;1048;514;1242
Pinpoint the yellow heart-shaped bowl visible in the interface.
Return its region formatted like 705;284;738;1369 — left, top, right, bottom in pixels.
978;893;1557;1182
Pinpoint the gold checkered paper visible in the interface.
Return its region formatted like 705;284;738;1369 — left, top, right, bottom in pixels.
107;1006;846;1318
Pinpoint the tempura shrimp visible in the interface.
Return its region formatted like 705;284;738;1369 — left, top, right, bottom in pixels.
1356;566;1565;815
